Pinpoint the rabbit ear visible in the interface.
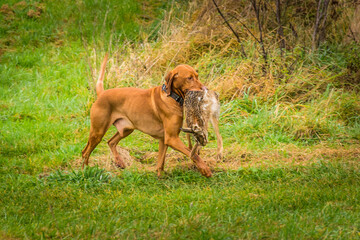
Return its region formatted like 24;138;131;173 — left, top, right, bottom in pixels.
165;70;177;96
180;127;194;133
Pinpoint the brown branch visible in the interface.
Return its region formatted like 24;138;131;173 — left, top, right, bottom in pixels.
289;22;298;40
227;14;260;44
349;26;358;43
276;0;285;56
212;0;247;58
312;0;330;51
250;0;268;71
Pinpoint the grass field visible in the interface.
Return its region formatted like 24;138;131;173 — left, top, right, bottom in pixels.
1;0;359;239
1;163;359;239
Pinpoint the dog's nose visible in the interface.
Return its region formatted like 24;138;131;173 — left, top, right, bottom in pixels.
201;86;208;91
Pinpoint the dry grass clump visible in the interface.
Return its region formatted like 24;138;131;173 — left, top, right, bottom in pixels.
0;2;45;21
86;0;358;105
100;1;203;89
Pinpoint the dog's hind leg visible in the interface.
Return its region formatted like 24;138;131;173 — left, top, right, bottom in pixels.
156;139;168;177
82;107;113;168
108;118;134;168
82;126;108;168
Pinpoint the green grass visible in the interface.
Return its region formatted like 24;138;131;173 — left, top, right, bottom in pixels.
0;0;143;47
1;0;360;239
218;89;360;152
1;163;359;239
0;45;90;174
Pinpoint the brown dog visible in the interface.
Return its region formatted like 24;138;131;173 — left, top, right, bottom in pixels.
82;54;212;177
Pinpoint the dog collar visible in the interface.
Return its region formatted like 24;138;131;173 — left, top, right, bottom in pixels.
162;84;184;106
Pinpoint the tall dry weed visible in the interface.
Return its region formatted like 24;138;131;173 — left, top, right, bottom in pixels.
88;0;357;104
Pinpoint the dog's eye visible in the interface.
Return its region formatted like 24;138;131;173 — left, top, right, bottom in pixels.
187;76;193;81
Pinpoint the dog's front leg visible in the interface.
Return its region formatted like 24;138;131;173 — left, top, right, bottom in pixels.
165;136;212;178
156;139;168;177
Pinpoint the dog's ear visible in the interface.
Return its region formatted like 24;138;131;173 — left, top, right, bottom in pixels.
165;70;177;96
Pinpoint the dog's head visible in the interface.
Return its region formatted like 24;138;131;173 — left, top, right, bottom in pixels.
164;64;205;98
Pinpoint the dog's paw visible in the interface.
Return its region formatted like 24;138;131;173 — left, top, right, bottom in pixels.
114;157;126;169
197;164;212;178
157;169;166;179
115;163;126;169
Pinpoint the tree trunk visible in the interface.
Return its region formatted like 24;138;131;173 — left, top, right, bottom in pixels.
312;0;330;51
276;0;285;56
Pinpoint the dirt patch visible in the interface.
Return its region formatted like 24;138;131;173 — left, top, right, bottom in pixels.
71;147;134;173
0;230;19;240
220;144;360;169
69;144;360;174
14;1;27;10
0;4;15;21
27;9;40;18
0;4;13;14
1;2;45;20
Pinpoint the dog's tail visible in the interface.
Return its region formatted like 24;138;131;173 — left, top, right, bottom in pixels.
95;53;109;97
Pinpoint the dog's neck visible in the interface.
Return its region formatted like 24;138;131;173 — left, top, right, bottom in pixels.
162;84;184;106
